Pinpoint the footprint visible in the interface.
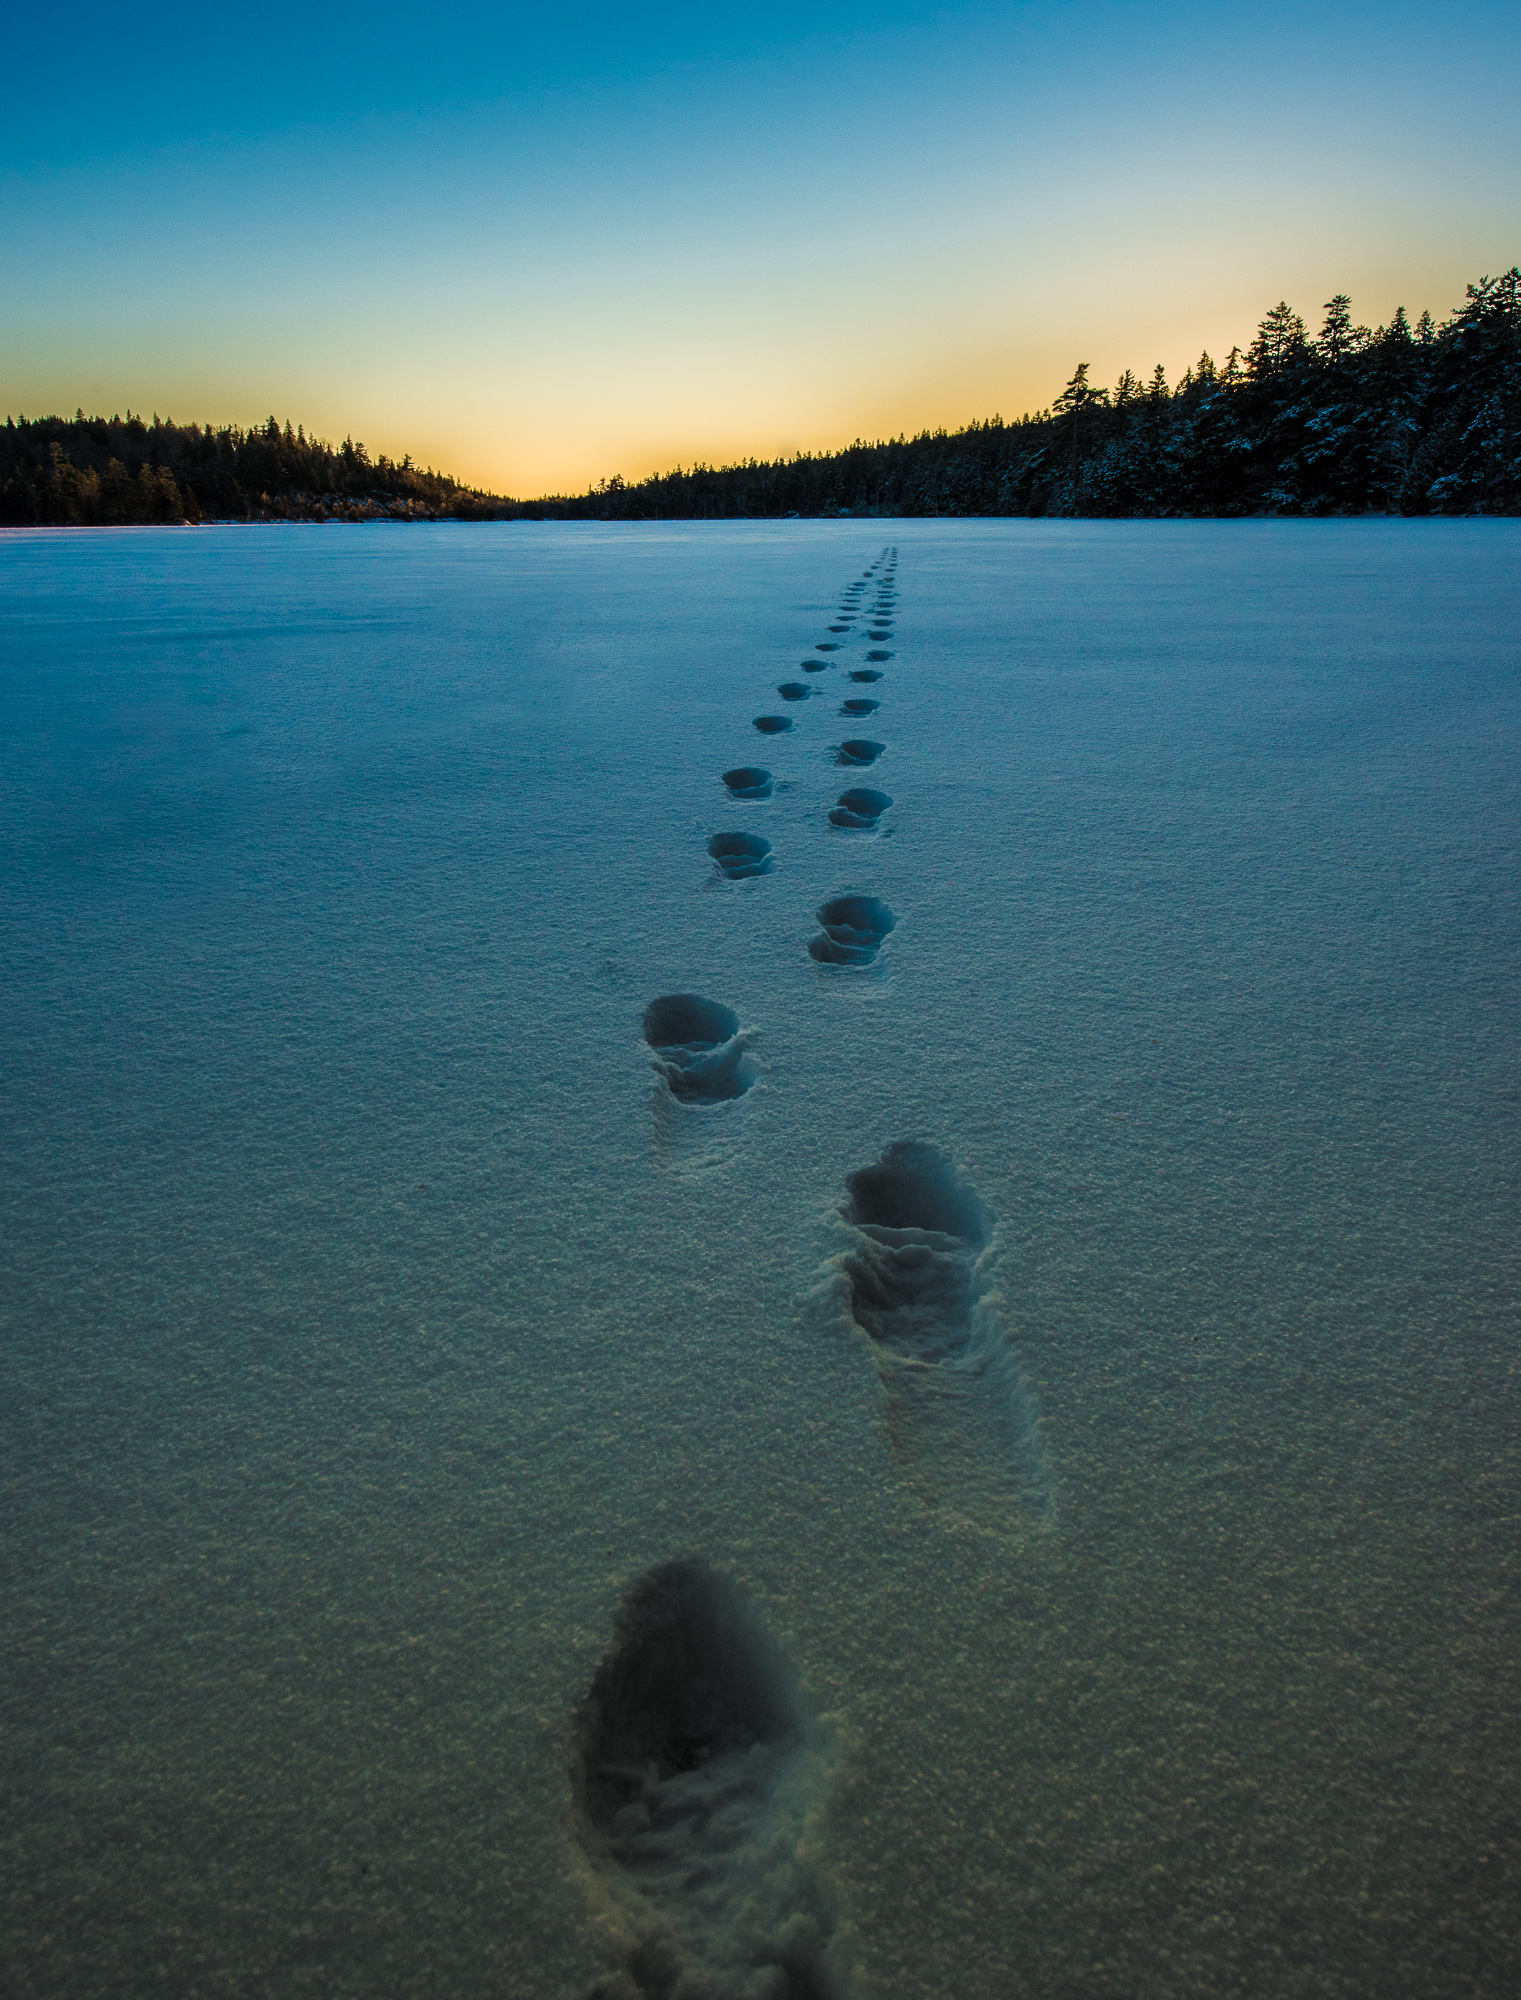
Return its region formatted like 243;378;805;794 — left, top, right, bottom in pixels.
828;624;850;633
808;894;896;966
642;995;756;1101
722;766;773;799
848;670;883;684
815;643;840;653
828;787;892;829
832;1142;1052;1524
866;630;892;641
865;651;893;664
778;682;812;702
840;698;879;717
836;739;885;766
803;663;829;673
572;1559;847;2000
754;715;793;735
708;832;773;880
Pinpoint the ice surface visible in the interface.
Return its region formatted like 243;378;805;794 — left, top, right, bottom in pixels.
2;518;1519;2000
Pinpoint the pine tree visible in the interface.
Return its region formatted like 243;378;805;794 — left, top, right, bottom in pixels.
1054;362;1102;414
1319;294;1354;362
1248;302;1307;376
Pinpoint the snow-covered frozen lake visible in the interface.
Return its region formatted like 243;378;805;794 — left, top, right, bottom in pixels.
2;518;1518;1998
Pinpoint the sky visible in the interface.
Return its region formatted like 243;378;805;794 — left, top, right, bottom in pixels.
4;2;1519;497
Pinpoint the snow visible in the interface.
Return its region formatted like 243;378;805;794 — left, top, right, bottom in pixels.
1;516;1518;1998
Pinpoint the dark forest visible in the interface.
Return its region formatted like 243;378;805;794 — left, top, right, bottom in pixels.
4;270;1516;525
0;416;515;527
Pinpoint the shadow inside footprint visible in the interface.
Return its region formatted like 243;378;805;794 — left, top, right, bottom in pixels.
803;662;829;673
865;651;893;663
709;831;773;879
643;994;755;1101
778;682;812;701
809;894;896;965
815;643;840;653
841;698;880;717
754;715;793;734
866;630;892;641
836;738;885;766
722;766;773;799
829;787;892;829
573;1559;844;2000
848;670;883;683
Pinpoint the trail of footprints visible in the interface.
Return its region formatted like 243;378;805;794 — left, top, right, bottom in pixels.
653;549;903;1123
582;549;1046;1997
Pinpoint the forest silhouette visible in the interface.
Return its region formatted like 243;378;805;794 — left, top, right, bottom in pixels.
4;271;1516;525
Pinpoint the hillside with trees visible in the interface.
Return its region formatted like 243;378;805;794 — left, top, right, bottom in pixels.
0;413;515;526
533;268;1520;520
5;269;1517;525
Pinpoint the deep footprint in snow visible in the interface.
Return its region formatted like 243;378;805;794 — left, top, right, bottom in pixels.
778;682;812;701
836;739;885;766
708;832;773;880
840;1142;990;1359
573;1559;846;2000
803;662;829;673
722;766;773;799
642;995;755;1102
835;1142;1052;1523
808;894;896;966
848;670;883;683
754;715;793;734
866;630;892;641
815;643;840;653
828;787;892;829
841;698;879;717
865;651;893;663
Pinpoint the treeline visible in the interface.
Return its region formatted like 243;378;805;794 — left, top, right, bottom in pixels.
6;268;1517;526
533;268;1520;519
0;413;516;526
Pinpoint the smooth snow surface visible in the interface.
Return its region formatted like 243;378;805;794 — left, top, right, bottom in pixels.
2;518;1519;1999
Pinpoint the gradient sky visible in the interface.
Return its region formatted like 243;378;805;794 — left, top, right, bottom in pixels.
4;2;1518;496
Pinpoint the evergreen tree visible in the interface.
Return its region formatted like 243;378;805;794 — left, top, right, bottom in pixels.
1318;294;1354;361
1248;302;1307;376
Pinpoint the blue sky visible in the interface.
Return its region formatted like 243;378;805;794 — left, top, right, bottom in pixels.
5;2;1518;494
